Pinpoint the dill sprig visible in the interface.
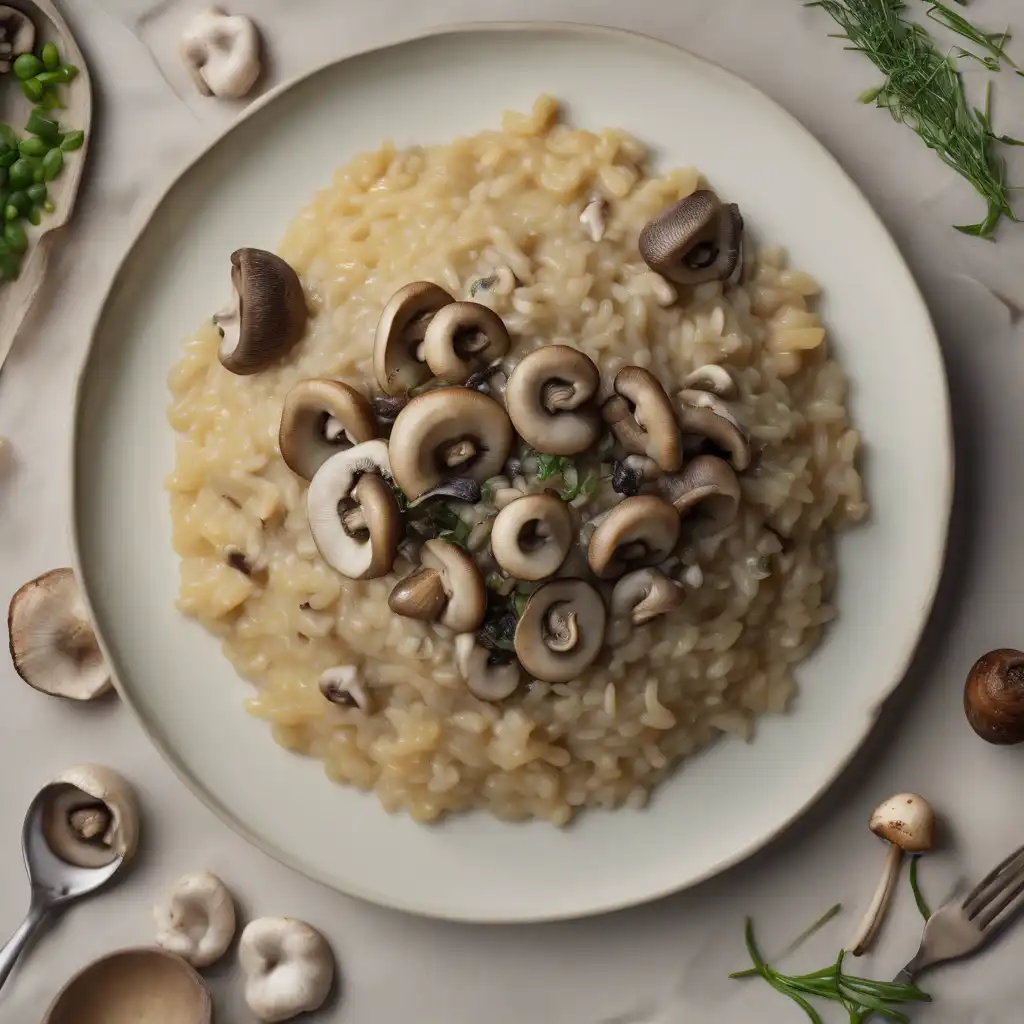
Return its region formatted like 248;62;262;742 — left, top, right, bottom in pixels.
808;0;1022;238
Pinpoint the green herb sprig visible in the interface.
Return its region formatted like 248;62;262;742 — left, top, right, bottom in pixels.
809;0;1022;238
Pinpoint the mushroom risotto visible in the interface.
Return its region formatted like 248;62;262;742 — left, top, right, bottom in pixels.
166;96;867;824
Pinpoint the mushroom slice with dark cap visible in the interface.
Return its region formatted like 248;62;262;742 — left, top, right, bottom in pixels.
587;495;680;580
676;390;751;471
639;190;743;286
490;493;574;582
610;568;685;626
373;281;454;395
214;248;308;375
602;366;682;472
455;633;521;702
504;346;602;456
388;539;486;633
682;363;737;399
387;387;513;500
306;440;400;580
279;379;378;480
422;301;511;384
658;455;742;531
514;579;606;684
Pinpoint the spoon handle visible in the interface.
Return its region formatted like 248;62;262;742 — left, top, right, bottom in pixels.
0;898;52;993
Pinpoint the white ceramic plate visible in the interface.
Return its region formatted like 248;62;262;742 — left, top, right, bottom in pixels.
72;23;951;922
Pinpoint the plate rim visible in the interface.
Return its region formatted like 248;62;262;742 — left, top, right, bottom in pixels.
69;19;954;922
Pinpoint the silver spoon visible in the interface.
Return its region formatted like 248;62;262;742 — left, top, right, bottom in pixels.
0;784;125;992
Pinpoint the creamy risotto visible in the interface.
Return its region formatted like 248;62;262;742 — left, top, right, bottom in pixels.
166;96;866;825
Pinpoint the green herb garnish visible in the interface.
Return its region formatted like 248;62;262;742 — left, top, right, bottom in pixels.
561;472;598;502
534;452;575;480
909;855;932;921
485;571;505;591
809;0;1021;237
513;592;529;617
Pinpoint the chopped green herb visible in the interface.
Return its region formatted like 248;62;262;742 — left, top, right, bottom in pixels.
485;571;505;591
535;452;575;480
561;471;599;502
513;592;529;617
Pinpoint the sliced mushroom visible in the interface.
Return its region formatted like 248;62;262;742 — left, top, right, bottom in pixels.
8;568;111;700
610;455;659;497
504;346;602;455
387;387;513;500
587;495;681;580
639;190;743;286
180;9;261;99
602;366;682;471
215;248;307;375
306;441;400;579
388;539;486;633
676;391;750;471
658;455;742;530
422;301;511;384
682;364;737;399
279;379;378;480
490;493;574;581
373;281;454;395
455;633;521;702
610;568;684;626
0;7;34;74
406;478;481;507
514;579;606;683
318;665;371;711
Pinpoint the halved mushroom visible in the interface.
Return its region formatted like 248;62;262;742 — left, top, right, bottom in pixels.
658;455;742;531
422;301;511;384
587;495;681;580
514;579;606;683
373;281;454;395
306;441;400;580
387;387;513;500
676;391;750;471
602;366;682;471
504;346;602;455
639;190;743;286
0;7;34;74
455;633;521;702
682;364;737;399
491;493;574;581
610;568;684;626
279;379;378;480
8;568;111;700
388;539;486;633
214;248;308;375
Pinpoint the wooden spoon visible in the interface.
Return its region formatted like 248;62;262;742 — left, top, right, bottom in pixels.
0;0;91;371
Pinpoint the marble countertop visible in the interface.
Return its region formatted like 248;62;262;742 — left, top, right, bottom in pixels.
1;0;1023;1021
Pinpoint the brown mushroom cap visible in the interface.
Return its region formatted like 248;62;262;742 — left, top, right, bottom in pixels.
658;455;742;530
964;649;1024;744
420;539;487;633
602;366;681;472
587;495;681;580
682;364;737;399
8;568;112;701
638;190;743;286
387;387;513;500
514;579;606;683
676;391;751;471
504;346;602;455
490;493;574;581
422;301;511;384
215;248;308;375
306;441;400;580
373;281;454;395
610;568;684;625
278;379;378;480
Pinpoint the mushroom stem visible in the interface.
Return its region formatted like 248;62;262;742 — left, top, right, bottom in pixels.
848;843;902;956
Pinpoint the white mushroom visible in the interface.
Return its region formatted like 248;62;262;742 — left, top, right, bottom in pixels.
180;8;262;100
154;872;236;968
682;364;737;399
0;7;34;74
848;793;937;956
490;493;573;581
318;664;371;712
455;633;520;702
41;765;140;869
8;568;111;701
239;917;334;1023
306;441;400;580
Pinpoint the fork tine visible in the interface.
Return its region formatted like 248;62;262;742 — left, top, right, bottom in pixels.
963;844;1024;915
978;874;1024;931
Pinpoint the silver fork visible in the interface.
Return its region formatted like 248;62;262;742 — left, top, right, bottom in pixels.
892;842;1024;985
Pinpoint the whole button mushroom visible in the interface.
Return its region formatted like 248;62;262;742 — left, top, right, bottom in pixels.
422;300;511;384
639;189;743;286
504;346;602;456
602;366;682;472
154;872;236;968
490;493;574;581
214;248;308;375
515;579;607;684
964;648;1024;744
388;539;486;634
278;379;378;480
587;495;681;580
180;8;262;100
848;793;937;956
373;281;454;395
